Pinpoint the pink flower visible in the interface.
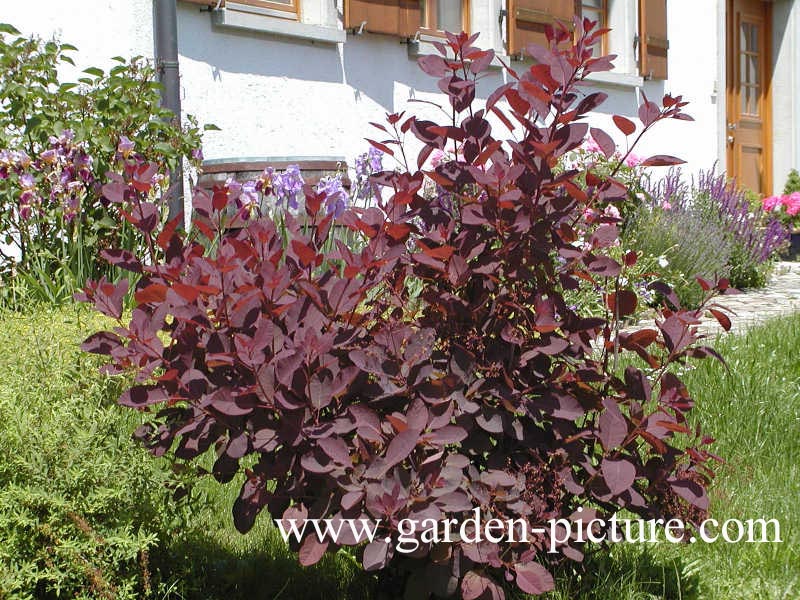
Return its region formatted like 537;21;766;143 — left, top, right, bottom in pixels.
583;136;601;154
583;207;598;223
783;192;800;216
661;200;672;210
603;204;621;219
762;195;781;211
624;153;643;167
430;149;445;169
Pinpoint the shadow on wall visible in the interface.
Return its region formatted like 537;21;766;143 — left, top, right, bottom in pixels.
176;4;650;143
176;5;344;83
341;34;445;112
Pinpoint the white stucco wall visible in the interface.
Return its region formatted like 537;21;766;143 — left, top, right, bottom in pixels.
3;0;796;190
176;0;722;177
772;0;800;191
631;0;722;173
2;0;154;74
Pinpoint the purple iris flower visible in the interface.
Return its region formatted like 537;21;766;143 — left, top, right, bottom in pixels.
273;164;304;209
317;175;348;218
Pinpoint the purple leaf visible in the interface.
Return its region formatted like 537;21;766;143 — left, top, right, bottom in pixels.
640;154;685;167
383;429;418;469
119;385;168;408
515;562;555;595
638;100;660;127
669;477;709;510
598;398;628;450
462;570;495;600
299;534;329;566
362;538;392;571
589;127;616;158
602;458;636;496
427;425;468;445
318;436;351;466
81;331;122;355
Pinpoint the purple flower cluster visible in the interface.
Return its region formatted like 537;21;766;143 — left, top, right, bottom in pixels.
645;166;788;264
317;174;348;218
694;167;788;263
2;130;95;222
272;164;304;210
220;150;386;220
353;147;383;203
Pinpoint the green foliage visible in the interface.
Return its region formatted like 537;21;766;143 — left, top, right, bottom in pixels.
0;306;380;599
0;24;204;309
623;203;731;308
0;307;197;599
726;242;772;289
783;168;800;195
562;246;663;320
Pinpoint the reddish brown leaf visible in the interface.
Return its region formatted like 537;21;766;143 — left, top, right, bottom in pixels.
640;155;685;167
709;308;732;331
291;240;317;268
612;114;636;136
134;283;168;304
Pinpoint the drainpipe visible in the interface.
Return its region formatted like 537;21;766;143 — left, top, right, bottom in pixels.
153;0;184;221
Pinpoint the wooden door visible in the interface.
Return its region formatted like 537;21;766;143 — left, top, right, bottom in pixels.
726;0;772;195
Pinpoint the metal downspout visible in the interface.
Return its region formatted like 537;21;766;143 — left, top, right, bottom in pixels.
153;0;184;221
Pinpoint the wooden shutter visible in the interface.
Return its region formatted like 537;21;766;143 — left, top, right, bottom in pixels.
508;0;575;57
639;0;669;79
344;0;422;37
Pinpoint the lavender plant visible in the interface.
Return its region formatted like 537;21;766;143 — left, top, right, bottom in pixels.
624;167;787;305
693;167;787;269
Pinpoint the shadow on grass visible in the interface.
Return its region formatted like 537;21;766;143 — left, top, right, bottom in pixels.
153;530;378;600
545;545;702;600
153;528;701;600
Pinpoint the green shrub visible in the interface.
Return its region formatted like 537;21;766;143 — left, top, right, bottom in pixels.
623;167;786;304
0;23;209;309
0;307;198;598
624;203;731;308
726;242;772;289
783;168;800;195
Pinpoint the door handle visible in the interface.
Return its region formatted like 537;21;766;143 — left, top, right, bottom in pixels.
727;122;737;130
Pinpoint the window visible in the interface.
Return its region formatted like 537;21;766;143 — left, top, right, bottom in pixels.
344;0;469;37
577;0;607;52
421;0;469;34
508;1;668;81
228;0;299;19
638;0;668;79
181;0;299;19
507;0;575;56
578;0;606;27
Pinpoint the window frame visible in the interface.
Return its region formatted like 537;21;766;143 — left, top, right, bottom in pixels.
229;0;300;19
577;0;609;54
419;0;471;37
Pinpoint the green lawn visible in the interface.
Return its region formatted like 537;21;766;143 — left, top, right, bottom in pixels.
0;306;797;599
545;313;800;600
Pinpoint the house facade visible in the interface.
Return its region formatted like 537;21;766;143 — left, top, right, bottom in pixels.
6;0;800;195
